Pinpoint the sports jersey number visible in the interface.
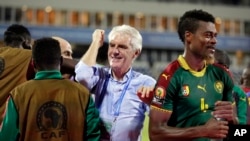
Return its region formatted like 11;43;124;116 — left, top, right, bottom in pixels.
200;98;209;112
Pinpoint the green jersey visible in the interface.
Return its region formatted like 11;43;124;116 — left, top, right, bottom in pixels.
152;55;234;141
233;85;247;124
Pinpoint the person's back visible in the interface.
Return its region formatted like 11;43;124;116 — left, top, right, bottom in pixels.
10;77;97;140
0;37;100;141
0;24;34;123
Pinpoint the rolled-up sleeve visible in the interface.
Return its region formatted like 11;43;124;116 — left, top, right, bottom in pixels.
75;61;99;90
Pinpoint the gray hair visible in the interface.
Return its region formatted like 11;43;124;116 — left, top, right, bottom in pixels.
108;24;142;52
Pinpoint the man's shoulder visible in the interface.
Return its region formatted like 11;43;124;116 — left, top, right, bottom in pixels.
131;70;156;86
159;60;180;79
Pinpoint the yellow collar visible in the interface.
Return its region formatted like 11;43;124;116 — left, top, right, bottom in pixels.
177;55;207;77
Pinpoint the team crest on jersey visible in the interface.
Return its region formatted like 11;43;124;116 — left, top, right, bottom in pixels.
0;57;4;76
155;86;166;99
214;81;224;94
182;85;190;96
37;101;67;139
152;86;166;107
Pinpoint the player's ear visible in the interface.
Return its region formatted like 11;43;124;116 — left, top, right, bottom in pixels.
22;40;31;50
31;59;36;69
31;59;38;73
185;31;192;44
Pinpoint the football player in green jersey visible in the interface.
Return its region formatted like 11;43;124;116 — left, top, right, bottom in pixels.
138;9;238;141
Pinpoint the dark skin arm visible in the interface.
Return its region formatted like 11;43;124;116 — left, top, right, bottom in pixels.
27;58;78;79
149;106;229;141
138;87;237;140
212;101;239;124
60;58;78;75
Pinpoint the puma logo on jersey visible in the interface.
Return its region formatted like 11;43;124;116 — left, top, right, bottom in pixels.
162;74;170;80
197;84;207;93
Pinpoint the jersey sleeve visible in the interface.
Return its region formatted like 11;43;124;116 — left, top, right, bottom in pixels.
0;96;19;141
85;95;100;141
223;69;235;102
151;62;179;111
233;86;247;124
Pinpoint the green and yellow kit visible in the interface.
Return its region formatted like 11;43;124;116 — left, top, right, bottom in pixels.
152;55;234;141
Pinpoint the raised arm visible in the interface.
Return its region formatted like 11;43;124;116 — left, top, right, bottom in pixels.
81;29;105;66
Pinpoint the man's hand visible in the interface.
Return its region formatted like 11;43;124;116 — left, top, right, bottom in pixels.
212;101;238;124
137;86;154;105
204;118;229;139
92;29;105;48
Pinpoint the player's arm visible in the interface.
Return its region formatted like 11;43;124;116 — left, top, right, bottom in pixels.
213;100;239;124
236;92;248;125
28;57;78;78
60;58;78;75
85;95;100;141
149;106;229;141
0;96;19;141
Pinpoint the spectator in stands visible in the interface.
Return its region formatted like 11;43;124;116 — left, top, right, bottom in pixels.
75;24;156;141
138;9;237;141
213;49;248;125
0;37;100;141
240;63;250;93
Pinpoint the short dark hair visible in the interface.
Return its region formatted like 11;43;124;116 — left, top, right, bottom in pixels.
32;37;61;69
178;9;215;43
4;24;31;48
214;49;231;68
